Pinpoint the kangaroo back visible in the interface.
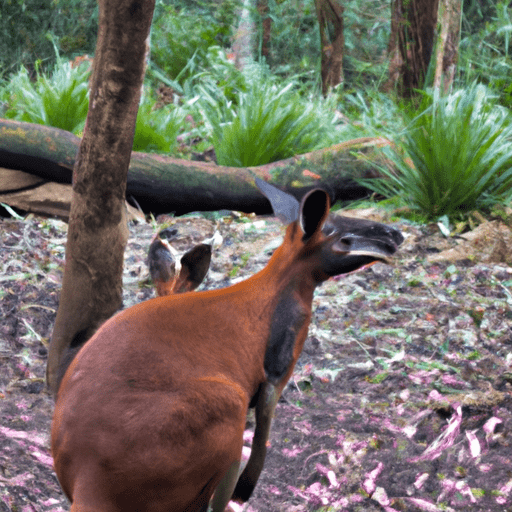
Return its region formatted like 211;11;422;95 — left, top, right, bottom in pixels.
52;179;403;512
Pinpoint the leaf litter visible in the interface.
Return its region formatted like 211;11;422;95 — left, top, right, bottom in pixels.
1;210;512;511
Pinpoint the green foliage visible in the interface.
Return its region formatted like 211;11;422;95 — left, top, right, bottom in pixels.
0;0;97;76
133;97;186;154
361;84;512;221
342;0;391;87
261;0;319;77
204;79;338;167
3;59;90;134
151;4;235;84
1;57;186;153
185;46;248;105
336;90;405;139
459;2;512;107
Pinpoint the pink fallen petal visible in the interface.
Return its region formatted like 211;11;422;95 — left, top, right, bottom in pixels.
372;486;390;506
362;462;384;494
428;389;445;401
406;497;449;511
40;500;61;507
327;470;338;487
30;449;54;466
414;472;430;490
312;463;339;488
350;493;364;503
382;418;403;434
498;478;512;499
403;425;417;438
455;480;476;503
465;430;481;457
0;472;33;486
0;426;46;446
282;447;304;458
409;406;462;462
399;388;410;401
438;478;457;502
483;417;502;436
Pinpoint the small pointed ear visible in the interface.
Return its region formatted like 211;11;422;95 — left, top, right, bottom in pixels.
299;189;330;240
255;178;300;225
173;244;212;293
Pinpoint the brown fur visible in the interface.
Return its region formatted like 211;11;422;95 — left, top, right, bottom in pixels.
52;183;402;512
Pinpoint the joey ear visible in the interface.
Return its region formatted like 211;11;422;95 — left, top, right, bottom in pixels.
299;189;330;240
255;178;300;225
173;244;212;293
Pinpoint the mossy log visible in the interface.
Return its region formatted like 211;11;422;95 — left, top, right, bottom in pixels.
0;118;390;216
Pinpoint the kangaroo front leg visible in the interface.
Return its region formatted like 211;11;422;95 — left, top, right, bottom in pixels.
231;382;279;502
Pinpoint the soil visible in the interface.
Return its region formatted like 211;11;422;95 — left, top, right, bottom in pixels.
1;207;512;512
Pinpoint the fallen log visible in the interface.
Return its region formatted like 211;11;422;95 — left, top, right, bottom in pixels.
0;118;390;216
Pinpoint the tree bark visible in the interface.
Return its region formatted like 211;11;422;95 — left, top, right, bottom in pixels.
314;0;345;95
46;0;156;392
233;0;256;70
433;0;462;93
257;0;271;61
0;118;390;217
386;0;439;96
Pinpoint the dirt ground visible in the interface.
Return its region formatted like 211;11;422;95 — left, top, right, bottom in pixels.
1;205;512;512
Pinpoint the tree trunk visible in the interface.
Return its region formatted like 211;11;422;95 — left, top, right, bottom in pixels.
433;0;462;93
314;0;345;95
0;118;390;217
233;0;256;70
46;0;156;392
386;0;439;96
257;0;271;61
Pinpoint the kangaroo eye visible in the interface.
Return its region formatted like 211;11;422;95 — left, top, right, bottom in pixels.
322;224;336;237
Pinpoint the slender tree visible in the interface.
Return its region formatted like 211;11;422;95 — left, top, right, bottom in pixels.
433;0;462;92
233;0;256;70
314;0;345;95
257;0;271;61
47;0;155;392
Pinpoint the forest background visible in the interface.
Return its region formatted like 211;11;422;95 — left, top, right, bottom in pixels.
1;0;512;225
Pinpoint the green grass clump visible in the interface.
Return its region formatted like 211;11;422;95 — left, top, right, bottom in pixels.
206;80;337;167
133;99;186;154
2;57;186;154
3;59;90;134
362;84;512;221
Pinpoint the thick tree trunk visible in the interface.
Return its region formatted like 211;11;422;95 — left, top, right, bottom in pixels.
386;0;439;96
0;118;390;217
314;0;345;95
433;0;462;92
46;0;156;392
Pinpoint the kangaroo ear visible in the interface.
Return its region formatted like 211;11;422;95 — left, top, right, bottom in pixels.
173;244;212;293
255;178;300;225
299;189;330;240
